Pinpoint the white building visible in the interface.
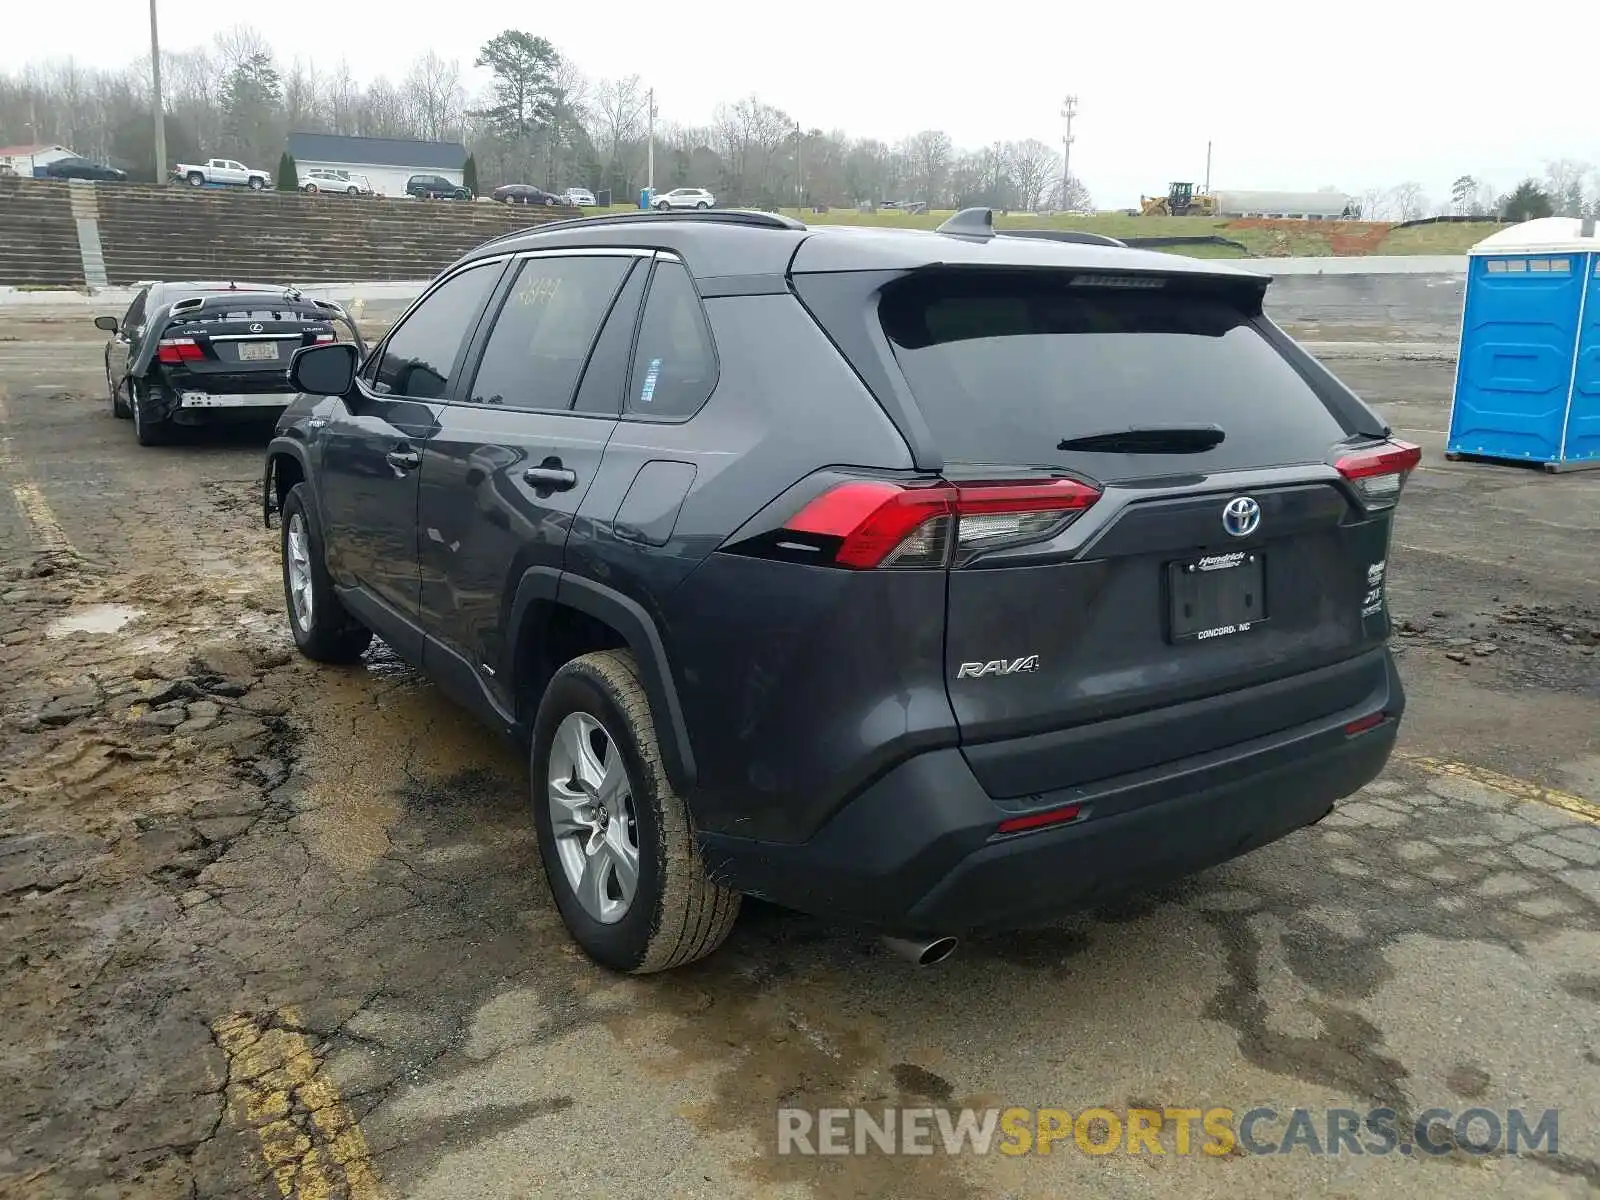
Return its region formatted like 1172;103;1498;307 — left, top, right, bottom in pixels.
0;144;76;177
285;133;468;198
1211;189;1358;220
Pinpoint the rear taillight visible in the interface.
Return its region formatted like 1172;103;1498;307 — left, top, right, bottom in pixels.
156;337;203;363
780;477;1101;569
1335;439;1421;509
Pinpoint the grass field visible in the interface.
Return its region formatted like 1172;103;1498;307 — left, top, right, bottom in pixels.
592;204;1502;258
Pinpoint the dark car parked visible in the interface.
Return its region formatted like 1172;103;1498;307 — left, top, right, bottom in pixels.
45;156;127;182
491;183;561;206
98;281;362;445
263;208;1415;974
407;173;471;200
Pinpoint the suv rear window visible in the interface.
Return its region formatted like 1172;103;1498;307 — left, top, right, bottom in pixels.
877;271;1350;477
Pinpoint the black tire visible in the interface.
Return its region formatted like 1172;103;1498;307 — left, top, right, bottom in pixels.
347;186;358;196
186;172;204;186
279;483;372;664
654;201;670;211
248;176;265;190
129;378;170;446
695;200;710;209
304;183;318;194
109;370;130;419
531;650;740;973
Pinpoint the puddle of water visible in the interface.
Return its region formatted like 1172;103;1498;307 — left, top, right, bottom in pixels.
45;604;143;639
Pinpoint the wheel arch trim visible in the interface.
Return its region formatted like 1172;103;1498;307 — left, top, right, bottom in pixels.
508;567;698;793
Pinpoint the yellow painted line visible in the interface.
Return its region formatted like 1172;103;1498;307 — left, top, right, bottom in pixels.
212;1008;385;1200
1399;753;1600;825
10;481;78;556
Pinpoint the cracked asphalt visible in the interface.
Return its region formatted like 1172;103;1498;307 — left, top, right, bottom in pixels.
0;310;1597;1199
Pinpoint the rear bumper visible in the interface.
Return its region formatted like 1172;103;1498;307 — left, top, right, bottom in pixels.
177;392;295;409
698;652;1403;931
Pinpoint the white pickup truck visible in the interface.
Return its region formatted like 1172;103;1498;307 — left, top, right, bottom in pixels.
173;158;271;190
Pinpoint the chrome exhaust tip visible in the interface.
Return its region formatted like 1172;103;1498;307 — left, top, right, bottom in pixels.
881;934;960;966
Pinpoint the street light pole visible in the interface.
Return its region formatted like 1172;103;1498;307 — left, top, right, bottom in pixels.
149;0;166;183
1059;95;1078;210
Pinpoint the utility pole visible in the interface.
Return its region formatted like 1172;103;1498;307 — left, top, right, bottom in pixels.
645;88;657;199
795;121;803;210
149;0;166;184
1204;140;1212;195
1059;95;1078;210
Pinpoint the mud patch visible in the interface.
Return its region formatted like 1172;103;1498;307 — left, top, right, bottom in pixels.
44;603;142;638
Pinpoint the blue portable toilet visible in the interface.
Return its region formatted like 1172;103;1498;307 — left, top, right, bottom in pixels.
639;187;654;210
1447;217;1600;471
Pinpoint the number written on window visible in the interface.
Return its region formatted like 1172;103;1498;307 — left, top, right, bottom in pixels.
467;256;632;409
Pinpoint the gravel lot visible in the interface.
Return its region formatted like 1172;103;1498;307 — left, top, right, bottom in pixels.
1;311;1597;1199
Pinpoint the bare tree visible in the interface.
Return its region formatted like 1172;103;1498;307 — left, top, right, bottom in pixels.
325;60;359;136
1006;138;1059;211
212;25;273;76
1387;182;1428;222
901;129;952;206
282;59;323;135
1542;158;1590;217
403;52;463;143
542;54;588;188
590;74;647;187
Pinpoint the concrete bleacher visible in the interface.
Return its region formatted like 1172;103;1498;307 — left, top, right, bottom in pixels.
0;178;87;288
0;181;580;288
93;185;578;284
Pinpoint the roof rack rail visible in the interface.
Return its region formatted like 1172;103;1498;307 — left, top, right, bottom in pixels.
997;228;1128;249
482;207;807;249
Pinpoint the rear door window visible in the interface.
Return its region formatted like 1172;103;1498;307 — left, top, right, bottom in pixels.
464;255;633;410
877;271;1351;477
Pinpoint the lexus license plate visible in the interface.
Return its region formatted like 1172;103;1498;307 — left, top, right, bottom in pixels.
1168;551;1266;642
238;341;279;361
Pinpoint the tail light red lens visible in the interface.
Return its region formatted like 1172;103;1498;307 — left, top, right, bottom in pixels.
782;477;1101;569
1335;439;1421;509
156;337;203;363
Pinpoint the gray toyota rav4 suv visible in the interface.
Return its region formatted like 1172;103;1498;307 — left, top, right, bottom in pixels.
263;208;1415;973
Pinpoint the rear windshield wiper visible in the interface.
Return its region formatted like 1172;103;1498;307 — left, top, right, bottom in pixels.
1057;425;1226;454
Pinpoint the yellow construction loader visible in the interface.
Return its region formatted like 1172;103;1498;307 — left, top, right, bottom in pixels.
1139;182;1218;217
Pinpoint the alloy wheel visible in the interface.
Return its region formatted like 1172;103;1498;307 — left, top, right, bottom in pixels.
547;711;640;924
285;512;315;632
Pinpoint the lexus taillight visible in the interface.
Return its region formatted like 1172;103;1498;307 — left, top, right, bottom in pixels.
156;337;203;363
774;477;1101;569
1335;439;1421;509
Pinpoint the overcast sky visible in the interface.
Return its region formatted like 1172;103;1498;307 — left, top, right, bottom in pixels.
6;3;1593;207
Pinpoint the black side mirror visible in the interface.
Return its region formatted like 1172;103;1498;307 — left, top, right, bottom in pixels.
94;315;119;333
290;342;359;396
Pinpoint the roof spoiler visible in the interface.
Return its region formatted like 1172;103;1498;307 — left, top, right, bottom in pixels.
936;207;1127;248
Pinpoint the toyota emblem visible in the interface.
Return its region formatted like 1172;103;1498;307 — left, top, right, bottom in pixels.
249;322;264;333
1222;496;1261;538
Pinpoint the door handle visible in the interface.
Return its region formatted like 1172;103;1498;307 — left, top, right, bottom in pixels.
386;448;422;471
523;466;578;491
